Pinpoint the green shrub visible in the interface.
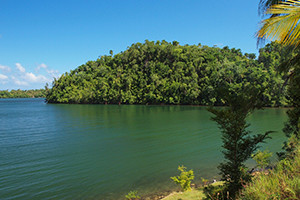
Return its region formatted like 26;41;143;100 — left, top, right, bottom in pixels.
171;165;194;191
125;190;140;200
201;177;209;186
251;149;272;169
203;183;228;200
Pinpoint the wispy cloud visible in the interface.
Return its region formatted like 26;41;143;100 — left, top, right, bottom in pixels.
0;74;8;80
0;73;9;84
36;63;48;70
0;65;11;72
36;63;59;78
11;76;29;86
16;63;26;73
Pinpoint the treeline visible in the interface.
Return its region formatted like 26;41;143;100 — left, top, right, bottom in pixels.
0;89;46;98
46;40;289;106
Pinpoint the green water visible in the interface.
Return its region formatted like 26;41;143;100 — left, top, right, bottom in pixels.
0;99;288;199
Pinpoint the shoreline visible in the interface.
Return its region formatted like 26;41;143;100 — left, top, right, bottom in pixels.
0;97;292;108
146;181;224;200
45;100;292;109
136;180;222;200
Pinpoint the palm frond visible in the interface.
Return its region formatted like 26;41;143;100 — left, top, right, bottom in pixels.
257;0;300;47
259;0;282;15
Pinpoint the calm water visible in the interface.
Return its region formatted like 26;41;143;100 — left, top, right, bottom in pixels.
0;98;288;199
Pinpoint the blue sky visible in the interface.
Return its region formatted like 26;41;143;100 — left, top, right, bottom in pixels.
0;0;264;90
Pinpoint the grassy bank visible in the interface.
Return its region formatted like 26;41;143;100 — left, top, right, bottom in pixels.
162;189;205;200
162;182;224;200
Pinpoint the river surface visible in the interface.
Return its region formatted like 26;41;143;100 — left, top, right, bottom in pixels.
0;98;288;199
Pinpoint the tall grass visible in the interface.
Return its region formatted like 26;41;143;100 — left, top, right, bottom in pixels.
239;145;300;200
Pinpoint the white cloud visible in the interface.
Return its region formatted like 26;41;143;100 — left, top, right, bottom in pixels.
36;63;59;78
24;72;50;83
1;62;59;89
0;73;8;80
11;76;28;86
47;69;59;78
0;65;11;72
16;63;26;73
36;63;48;71
14;80;29;86
14;63;50;83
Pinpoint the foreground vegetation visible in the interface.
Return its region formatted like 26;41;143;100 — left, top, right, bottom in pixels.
162;182;225;200
159;141;299;200
162;1;300;198
162;189;205;200
239;139;300;200
0;89;46;98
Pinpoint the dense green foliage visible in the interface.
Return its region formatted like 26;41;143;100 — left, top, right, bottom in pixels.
0;89;46;98
46;40;287;106
208;85;272;199
171;165;194;192
283;65;300;138
239;142;300;200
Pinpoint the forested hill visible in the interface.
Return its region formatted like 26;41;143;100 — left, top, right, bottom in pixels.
46;40;288;106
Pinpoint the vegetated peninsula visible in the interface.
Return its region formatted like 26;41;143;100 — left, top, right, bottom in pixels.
46;40;289;106
0;89;46;98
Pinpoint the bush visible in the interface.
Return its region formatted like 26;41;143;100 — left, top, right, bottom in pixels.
171;165;194;191
203;182;228;200
201;177;209;186
251;149;272;169
125;191;140;200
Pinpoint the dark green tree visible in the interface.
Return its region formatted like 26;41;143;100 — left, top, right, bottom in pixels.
208;85;272;198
